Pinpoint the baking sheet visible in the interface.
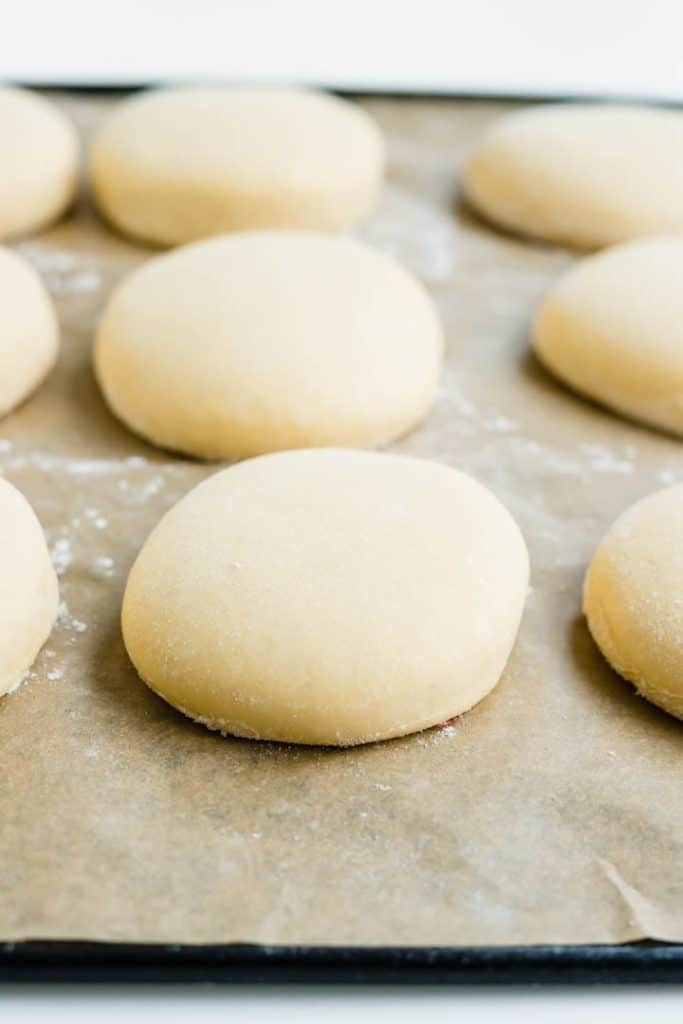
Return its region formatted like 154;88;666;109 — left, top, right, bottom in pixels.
1;92;683;948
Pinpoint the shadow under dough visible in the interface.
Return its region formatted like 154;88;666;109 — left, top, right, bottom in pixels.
569;613;682;737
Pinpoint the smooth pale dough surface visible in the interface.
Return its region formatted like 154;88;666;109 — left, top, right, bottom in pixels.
0;86;78;240
0;247;59;417
122;450;529;746
0;478;59;697
534;237;683;436
94;231;443;459
90;86;384;246
463;104;683;249
584;484;683;721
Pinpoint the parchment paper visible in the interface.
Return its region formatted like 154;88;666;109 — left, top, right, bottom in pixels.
1;93;683;948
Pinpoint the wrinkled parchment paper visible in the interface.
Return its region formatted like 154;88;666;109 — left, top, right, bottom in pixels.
2;93;683;948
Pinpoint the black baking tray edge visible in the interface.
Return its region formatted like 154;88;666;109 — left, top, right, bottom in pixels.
2;941;683;984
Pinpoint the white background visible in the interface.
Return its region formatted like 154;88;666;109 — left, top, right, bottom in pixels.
3;0;683;1018
1;0;683;100
2;983;683;1024
3;984;683;1021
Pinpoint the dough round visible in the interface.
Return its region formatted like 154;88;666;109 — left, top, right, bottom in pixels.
0;479;59;697
94;231;442;459
90;86;384;246
534;237;683;435
584;484;683;720
0;86;78;240
0;247;59;417
122;449;529;746
463;104;683;249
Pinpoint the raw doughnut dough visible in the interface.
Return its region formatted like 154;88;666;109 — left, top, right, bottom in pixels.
0;247;59;416
90;86;384;246
463;104;683;249
0;479;59;697
94;231;442;459
122;449;529;746
0;86;78;240
584;484;683;720
534;237;683;436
